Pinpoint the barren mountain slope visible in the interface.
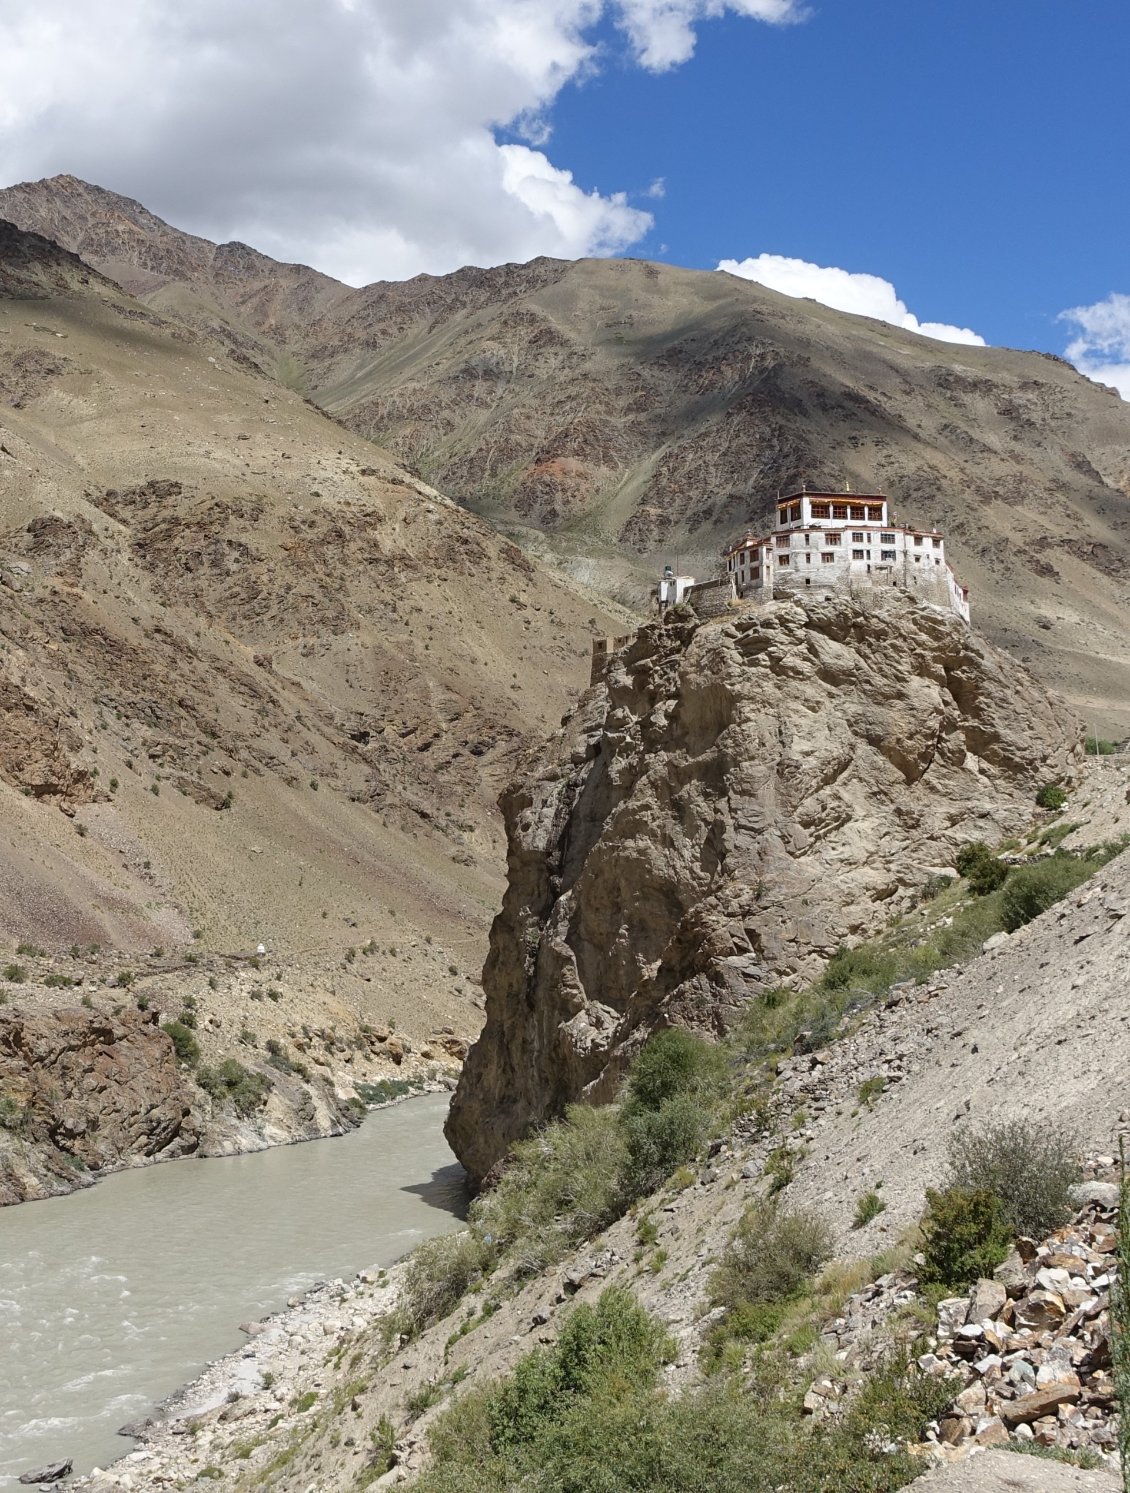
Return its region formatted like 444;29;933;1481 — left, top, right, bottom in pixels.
4;176;1130;726
446;593;1081;1181
0;219;628;1056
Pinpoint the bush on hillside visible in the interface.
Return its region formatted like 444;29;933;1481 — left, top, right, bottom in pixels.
389;1230;494;1342
415;1284;941;1493
471;1104;627;1279
1035;783;1068;810
623;1028;727;1113
1085;736;1118;756
946;1117;1080;1238
621;1092;708;1198
1001;856;1095;932
196;1058;272;1116
710;1199;833;1321
954;842;1008;895
919;1186;1012;1288
161;1019;200;1066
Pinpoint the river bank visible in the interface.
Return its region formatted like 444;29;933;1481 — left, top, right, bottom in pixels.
71;1259;415;1491
0;1095;464;1489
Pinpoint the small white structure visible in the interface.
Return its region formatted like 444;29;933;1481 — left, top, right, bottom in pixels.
723;488;970;623
656;564;698;608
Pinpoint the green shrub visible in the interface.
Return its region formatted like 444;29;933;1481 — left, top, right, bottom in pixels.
417;1286;933;1493
3;964;26;983
197;1059;272;1116
621;1091;707;1198
0;1095;26;1130
820;945;898;997
43;973;73;988
472;1105;627;1278
162;1019;201;1066
389;1231;494;1341
264;1038;310;1079
1001;856;1095;932
710;1199;833;1316
946;1117;1080;1238
1035;783;1068;810
853;1190;886;1229
623;1028;727;1113
955;842;1008;895
919;1186;1012;1287
1086;735;1118;755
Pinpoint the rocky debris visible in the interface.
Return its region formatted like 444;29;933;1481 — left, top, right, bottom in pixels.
18;1460;73;1484
916;1193;1122;1463
68;1262;420;1492
0;1005;198;1205
448;591;1080;1181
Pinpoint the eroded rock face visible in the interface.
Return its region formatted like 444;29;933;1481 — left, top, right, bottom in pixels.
0;1006;198;1204
446;593;1081;1181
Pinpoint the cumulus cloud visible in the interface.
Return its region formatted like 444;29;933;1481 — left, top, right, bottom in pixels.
718;253;987;346
1060;293;1130;400
615;0;805;70
0;0;801;284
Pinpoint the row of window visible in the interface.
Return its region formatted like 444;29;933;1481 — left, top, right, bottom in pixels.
773;551;944;569
777;502;887;523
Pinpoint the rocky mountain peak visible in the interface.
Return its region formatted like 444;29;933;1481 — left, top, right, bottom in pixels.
446;590;1081;1181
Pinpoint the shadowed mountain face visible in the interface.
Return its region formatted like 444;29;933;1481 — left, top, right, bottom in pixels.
3;176;1130;727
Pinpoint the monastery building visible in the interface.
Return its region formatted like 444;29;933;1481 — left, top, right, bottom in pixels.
719;488;970;622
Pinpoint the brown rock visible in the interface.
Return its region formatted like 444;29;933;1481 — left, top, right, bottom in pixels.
446;595;1079;1179
999;1382;1082;1428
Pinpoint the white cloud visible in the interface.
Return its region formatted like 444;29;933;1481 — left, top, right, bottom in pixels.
0;0;802;284
616;0;805;71
717;253;987;346
1060;293;1130;400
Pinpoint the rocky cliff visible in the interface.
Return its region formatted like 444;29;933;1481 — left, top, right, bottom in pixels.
446;591;1081;1180
0;1005;198;1204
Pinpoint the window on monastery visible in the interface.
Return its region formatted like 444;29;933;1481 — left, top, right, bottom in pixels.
779;554;791;567
852;548;864;560
914;535;923;546
825;533;841;547
821;552;835;564
881;549;896;561
932;537;942;548
750;566;760;580
789;504;801;523
934;557;941;565
804;534;810;545
850;505;865;521
832;504;848;519
776;535;790;548
881;533;895;544
811;503;830;518
805;553;812;564
852;532;864;544
867;506;883;521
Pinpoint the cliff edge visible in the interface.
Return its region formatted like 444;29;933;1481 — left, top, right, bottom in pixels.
447;591;1081;1181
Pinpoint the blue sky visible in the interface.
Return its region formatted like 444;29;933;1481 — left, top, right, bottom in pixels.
540;1;1128;358
2;1;1127;388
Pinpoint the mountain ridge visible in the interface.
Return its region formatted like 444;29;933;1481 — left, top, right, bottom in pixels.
3;174;1128;727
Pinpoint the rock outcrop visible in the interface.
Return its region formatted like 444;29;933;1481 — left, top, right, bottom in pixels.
447;592;1080;1181
0;1005;198;1204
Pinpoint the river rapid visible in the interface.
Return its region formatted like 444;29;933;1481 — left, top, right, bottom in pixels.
0;1093;464;1487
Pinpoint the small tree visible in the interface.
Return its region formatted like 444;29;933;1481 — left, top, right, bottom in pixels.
954;842;1008;895
946;1116;1080;1238
1035;783;1068;811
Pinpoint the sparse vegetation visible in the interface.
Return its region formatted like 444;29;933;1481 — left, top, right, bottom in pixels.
1035;782;1068;810
162;1020;201;1066
919;1186;1012;1288
3;964;27;984
1086;735;1119;755
853;1189;887;1229
945;1116;1080;1238
955;840;1008;895
1001;854;1096;931
197;1058;272;1115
